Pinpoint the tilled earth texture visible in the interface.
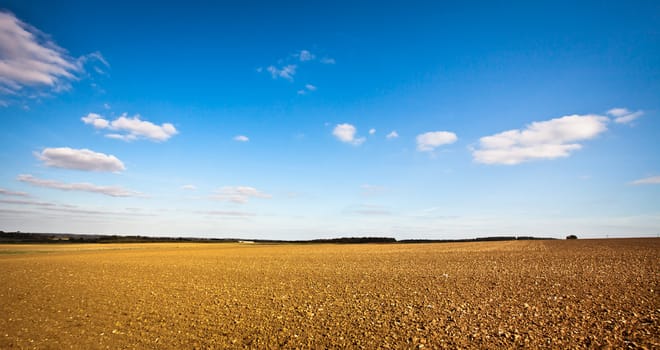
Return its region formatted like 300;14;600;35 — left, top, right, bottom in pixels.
0;239;658;349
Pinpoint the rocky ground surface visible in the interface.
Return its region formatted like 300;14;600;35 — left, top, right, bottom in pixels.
0;239;658;349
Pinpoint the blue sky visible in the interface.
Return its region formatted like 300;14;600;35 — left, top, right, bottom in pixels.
1;1;659;239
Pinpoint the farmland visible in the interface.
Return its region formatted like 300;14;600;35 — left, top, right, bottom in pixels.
0;239;658;349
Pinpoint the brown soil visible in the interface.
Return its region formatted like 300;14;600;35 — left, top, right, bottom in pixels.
0;239;658;349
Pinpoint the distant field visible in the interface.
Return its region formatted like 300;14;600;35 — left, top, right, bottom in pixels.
0;239;657;348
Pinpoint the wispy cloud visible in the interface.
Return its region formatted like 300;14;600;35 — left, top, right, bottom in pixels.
82;112;178;142
17;174;142;197
198;210;256;217
629;175;660;185
298;50;315;62
333;123;366;146
409;207;459;220
351;204;392;216
0;208;35;215
35;147;125;172
38;206;155;217
355;208;391;216
0;11;107;105
0;188;30;197
297;83;317;95
361;184;387;196
0;196;154;217
181;184;197;191
233;135;249;142
416;131;457;152
211;186;271;204
386;131;399;139
295;50;335;64
472;114;608;165
260;49;333;87
82;51;109;69
266;64;297;81
0;207;133;217
0;198;55;207
607;108;643;125
368;128;376;135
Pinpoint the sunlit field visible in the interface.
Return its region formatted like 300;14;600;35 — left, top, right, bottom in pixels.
0;239;657;348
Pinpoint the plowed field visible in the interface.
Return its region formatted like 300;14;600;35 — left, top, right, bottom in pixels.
0;239;658;349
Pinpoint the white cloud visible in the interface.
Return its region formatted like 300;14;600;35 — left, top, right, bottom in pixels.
416;131;457;152
82;112;178;142
81;112;109;128
630;176;660;185
181;184;197;191
234;135;249;142
0;188;29;197
267;64;297;81
607;108;643;124
0;11;77;89
333;123;366;145
0;11;106;105
299;50;315;62
606;108;628;117
211;186;272;204
17;174;141;197
110;114;177;141
369;128;376;135
103;103;111;110
386;131;399;139
36;147;125;172
473;114;608;165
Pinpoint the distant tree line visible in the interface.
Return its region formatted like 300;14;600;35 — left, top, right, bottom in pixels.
254;237;398;244
0;231;232;244
399;236;556;243
0;231;558;244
